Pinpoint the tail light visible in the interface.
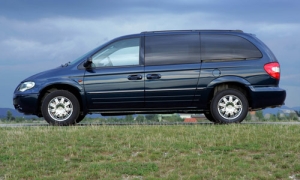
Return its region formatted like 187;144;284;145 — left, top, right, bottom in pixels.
264;62;280;80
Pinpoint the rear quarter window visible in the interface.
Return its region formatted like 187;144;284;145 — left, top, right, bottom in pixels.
201;34;262;61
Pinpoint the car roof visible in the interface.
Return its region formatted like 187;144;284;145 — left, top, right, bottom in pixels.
115;30;245;40
141;30;243;34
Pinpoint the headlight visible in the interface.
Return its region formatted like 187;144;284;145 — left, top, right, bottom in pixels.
19;82;35;92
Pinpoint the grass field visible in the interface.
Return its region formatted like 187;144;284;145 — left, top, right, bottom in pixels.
1;124;300;179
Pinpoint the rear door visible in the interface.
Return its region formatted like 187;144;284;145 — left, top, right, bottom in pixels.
83;37;144;110
144;33;201;108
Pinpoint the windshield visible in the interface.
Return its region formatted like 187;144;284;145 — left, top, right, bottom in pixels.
69;47;98;65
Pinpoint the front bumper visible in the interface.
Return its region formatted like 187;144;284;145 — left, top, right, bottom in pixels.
13;93;39;115
249;86;286;109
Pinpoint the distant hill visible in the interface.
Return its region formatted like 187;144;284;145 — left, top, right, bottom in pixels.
292;106;300;111
0;108;115;119
1;106;299;119
263;106;300;115
0;108;37;119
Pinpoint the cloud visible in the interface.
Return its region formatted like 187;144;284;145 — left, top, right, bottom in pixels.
1;0;300;24
0;17;105;67
1;10;299;79
0;0;300;108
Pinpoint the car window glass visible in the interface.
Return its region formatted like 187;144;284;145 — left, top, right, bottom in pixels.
145;34;200;65
92;38;140;67
201;34;262;61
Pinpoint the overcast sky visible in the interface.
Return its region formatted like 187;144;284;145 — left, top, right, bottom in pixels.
0;0;299;108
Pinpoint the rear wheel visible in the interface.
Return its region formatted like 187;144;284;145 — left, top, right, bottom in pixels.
210;89;248;124
41;90;80;125
204;111;217;123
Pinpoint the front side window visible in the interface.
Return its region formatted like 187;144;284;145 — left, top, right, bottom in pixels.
92;38;140;67
145;34;200;66
201;34;262;61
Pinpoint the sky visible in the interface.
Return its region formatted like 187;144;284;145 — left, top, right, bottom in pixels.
0;0;299;108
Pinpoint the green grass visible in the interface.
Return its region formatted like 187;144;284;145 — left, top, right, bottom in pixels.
1;125;300;179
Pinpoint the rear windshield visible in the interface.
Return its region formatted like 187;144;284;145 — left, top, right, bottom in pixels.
201;34;262;61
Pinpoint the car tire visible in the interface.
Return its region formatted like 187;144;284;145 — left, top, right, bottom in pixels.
204;111;217;123
76;113;86;123
41;90;80;126
210;89;248;124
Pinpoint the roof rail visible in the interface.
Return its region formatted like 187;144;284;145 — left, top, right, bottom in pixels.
141;30;244;34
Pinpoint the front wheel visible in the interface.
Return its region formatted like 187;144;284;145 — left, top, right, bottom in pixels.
76;113;87;123
210;89;248;124
41;90;80;125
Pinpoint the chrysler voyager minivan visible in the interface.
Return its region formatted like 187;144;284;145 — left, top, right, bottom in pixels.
13;30;286;125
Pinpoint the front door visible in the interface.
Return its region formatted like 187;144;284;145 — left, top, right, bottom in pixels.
83;37;144;110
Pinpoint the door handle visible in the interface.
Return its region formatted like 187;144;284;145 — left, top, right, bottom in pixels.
146;74;161;79
128;74;143;80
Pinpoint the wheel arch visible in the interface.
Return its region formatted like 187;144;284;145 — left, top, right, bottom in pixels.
37;83;86;116
206;76;252;108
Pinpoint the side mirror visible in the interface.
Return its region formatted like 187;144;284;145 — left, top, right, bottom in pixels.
83;57;93;68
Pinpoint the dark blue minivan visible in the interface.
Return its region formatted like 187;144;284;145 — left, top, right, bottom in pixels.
13;30;286;125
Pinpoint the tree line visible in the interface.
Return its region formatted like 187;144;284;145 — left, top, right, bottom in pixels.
1;110;43;122
244;110;300;121
0;111;183;123
1;110;299;123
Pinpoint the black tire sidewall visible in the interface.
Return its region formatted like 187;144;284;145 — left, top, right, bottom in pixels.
210;89;248;124
204;111;217;123
76;113;86;123
41;90;80;125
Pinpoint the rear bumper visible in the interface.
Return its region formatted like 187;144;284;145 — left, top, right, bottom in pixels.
13;93;39;115
248;86;286;109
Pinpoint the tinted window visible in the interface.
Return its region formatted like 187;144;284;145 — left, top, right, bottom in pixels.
145;35;200;65
92;38;140;67
201;34;262;61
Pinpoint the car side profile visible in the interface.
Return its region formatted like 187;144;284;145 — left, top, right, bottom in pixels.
13;30;286;125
